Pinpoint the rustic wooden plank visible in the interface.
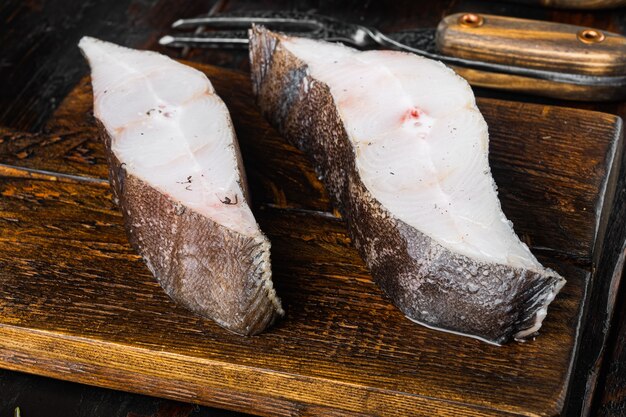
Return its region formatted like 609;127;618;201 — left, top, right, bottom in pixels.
486;100;621;266
0;174;587;416
2;61;622;416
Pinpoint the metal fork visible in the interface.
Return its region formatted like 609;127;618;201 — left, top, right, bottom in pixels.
160;11;435;52
159;11;626;100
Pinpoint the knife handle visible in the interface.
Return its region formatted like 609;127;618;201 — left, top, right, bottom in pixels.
437;13;626;77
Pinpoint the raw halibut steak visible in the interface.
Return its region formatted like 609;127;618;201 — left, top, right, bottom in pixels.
79;37;282;335
249;27;565;344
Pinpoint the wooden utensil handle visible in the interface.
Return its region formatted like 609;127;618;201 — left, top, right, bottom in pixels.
436;13;626;77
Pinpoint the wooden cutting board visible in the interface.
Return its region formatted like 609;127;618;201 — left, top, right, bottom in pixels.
0;63;623;417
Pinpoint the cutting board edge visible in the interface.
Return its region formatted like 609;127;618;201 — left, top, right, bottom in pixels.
563;115;626;417
0;323;557;417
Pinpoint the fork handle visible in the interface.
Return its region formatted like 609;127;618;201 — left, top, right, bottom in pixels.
434;13;626;100
436;13;626;77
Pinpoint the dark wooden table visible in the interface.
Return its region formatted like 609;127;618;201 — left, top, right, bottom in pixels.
1;1;626;416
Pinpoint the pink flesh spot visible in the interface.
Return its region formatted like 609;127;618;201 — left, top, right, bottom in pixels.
401;106;425;127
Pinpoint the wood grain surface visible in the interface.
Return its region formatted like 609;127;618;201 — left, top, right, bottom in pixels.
0;61;622;416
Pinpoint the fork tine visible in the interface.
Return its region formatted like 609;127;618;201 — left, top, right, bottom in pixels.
160;36;249;48
159;33;249;48
159;27;328;48
172;16;321;31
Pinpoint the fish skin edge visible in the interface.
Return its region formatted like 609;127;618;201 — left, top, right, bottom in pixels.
95;116;283;336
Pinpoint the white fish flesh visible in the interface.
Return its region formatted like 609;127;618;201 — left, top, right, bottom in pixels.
249;26;565;344
79;37;283;335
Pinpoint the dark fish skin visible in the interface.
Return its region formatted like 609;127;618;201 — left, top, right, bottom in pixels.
96;120;282;336
249;26;565;344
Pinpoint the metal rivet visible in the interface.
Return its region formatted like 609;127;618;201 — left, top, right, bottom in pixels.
458;13;484;28
577;29;605;44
